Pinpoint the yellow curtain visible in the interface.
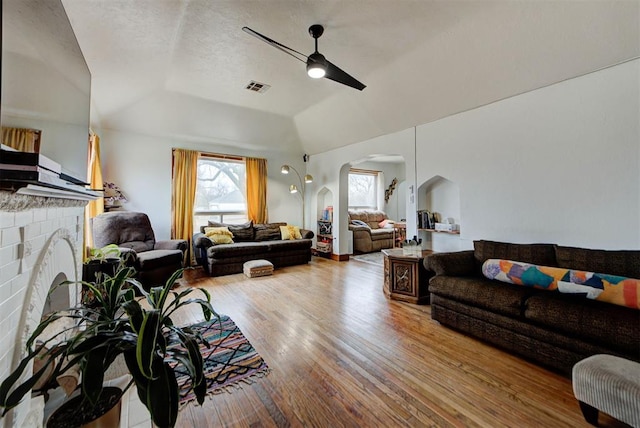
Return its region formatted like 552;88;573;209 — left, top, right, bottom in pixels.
84;132;104;259
246;157;268;223
1;127;41;152
172;148;199;266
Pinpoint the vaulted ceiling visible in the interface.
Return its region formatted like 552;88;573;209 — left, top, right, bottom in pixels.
61;0;639;155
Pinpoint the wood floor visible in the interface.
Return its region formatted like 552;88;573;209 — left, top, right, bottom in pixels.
170;257;627;428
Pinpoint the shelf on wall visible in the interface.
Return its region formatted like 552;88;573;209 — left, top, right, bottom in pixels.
418;228;460;235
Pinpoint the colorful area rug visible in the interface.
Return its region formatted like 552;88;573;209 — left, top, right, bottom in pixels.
170;315;269;405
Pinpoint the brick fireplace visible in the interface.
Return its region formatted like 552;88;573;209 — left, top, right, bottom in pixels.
0;190;85;428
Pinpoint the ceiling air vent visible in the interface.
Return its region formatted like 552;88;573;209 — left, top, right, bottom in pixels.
245;81;271;94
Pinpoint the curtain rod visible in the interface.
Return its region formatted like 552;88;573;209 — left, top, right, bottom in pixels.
171;148;244;162
349;167;380;174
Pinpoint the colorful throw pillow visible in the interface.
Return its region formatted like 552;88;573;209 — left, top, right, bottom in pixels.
482;259;640;310
204;226;234;244
280;225;302;240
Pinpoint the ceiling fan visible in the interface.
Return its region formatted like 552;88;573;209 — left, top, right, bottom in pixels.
242;25;366;91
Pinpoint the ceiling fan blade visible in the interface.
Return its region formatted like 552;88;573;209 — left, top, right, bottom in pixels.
242;27;307;64
324;59;366;91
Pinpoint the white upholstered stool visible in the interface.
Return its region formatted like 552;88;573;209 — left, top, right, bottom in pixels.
243;259;274;278
572;354;640;427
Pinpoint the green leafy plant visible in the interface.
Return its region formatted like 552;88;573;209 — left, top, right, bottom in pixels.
87;243;121;263
0;266;217;428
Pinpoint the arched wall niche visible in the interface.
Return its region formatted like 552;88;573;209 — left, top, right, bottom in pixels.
316;186;333;220
417;175;463;252
314;186;335;255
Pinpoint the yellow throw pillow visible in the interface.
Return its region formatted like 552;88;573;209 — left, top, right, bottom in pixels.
280;225;302;240
204;227;234;244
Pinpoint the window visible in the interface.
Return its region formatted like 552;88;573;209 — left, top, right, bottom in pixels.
348;169;379;210
193;155;247;230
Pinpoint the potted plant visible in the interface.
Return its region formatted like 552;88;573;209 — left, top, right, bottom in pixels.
0;265;217;427
82;244;122;281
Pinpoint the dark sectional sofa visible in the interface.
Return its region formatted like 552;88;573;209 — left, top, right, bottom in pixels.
193;221;314;276
425;240;640;375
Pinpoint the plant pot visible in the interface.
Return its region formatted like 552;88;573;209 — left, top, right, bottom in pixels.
82;259;120;306
46;386;122;428
82;258;120;282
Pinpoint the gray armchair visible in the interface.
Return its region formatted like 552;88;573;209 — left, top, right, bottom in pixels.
348;209;395;253
91;212;187;289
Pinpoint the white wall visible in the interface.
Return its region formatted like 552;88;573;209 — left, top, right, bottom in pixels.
309;60;639;254
98;128;304;240
416;59;639;250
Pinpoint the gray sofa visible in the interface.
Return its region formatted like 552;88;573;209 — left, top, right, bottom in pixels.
193;221;314;276
425;240;640;375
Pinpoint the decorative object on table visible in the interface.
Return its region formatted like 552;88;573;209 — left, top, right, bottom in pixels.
0;266;217;428
103;181;127;210
280;164;313;228
402;236;423;256
384;177;398;203
171;315;270;404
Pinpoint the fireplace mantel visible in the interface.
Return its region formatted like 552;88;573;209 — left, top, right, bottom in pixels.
0;190;88;211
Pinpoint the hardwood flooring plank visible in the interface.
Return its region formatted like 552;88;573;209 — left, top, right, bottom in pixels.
169;257;628;428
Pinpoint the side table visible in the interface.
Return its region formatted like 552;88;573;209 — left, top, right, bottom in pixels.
382;248;433;304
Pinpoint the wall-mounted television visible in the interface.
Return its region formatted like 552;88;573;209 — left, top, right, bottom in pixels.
1;0;91;179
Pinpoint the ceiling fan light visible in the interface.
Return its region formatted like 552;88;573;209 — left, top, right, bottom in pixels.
307;53;327;79
307;64;326;78
289;184;298;193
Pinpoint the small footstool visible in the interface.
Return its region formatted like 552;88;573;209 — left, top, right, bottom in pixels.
572;354;640;427
243;259;274;278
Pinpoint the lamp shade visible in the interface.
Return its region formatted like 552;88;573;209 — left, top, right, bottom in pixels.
289;184;298;193
280;165;290;174
304;174;313;183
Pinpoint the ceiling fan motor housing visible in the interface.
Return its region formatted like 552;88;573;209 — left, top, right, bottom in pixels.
309;24;324;39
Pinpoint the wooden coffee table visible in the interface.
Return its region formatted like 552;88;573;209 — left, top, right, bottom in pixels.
382;248;434;304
